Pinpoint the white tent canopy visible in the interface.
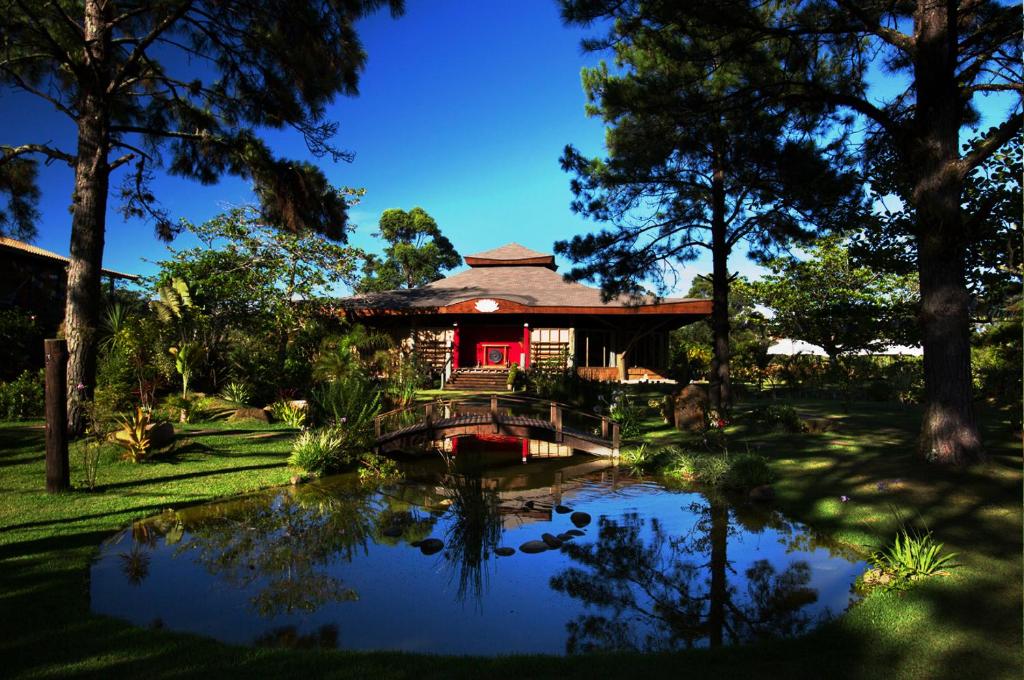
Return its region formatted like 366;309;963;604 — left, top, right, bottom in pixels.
767;339;923;357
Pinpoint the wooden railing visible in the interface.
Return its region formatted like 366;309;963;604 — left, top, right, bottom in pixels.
373;393;620;455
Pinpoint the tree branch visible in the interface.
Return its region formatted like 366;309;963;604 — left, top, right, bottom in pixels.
956;112;1023;178
0;143;75;167
109;0;196;94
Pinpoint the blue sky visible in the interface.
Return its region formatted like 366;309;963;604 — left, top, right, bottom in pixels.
1;1;1017;296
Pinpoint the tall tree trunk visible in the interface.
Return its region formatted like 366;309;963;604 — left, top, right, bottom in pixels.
65;0;111;435
910;0;983;464
708;146;731;410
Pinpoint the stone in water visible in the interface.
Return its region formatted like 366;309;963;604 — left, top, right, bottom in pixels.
570;511;592;528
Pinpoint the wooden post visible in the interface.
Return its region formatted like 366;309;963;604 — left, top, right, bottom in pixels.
490;395;499;433
374;416;381;439
44;339;69;493
601;416;609;439
425;403;433;428
555;404;563;443
612;421;620;458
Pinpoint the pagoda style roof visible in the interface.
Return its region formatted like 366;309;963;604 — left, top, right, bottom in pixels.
342;243;709;316
464;242;557;270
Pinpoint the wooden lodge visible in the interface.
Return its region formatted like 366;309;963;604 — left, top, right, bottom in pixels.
339;243;710;387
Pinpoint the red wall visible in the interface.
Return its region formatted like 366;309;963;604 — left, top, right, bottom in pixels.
458;325;525;367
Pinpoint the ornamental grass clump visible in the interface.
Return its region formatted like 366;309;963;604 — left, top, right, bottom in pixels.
288;427;348;476
868;515;958;590
660;449;774;489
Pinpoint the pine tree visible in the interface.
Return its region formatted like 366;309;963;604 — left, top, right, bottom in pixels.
558;2;861;409
0;0;404;433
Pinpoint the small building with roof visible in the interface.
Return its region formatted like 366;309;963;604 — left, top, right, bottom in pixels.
0;235;139;335
338;242;710;388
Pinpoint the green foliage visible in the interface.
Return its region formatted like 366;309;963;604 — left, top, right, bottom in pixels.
309;374;382;432
869;519;959;591
506;362;519;389
723;453;775;488
357;207;461;292
313;325;395;382
626;446;775;489
753;236;918;361
608;392;645;439
112;408;152;463
288;422;381;477
0;309;41;380
526;365;614;410
218;381;253;407
270;400;307;429
357;453;402;484
288;427;349;476
750;404;805;434
168;341;205;397
0;369;44;421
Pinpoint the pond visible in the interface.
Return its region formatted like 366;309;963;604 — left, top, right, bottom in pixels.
90;436;866;655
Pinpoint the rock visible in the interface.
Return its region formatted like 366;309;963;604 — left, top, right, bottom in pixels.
229;407;270;423
557;533;575;542
288;399;308;412
382;526;403;538
749;485;776;502
289;475;303;486
565;529;585;537
803;418;835;434
410;540;423;548
494;547;515;557
146;422;175;449
519;540;549;554
541;533;563;549
570;511;592;528
418;538;444;555
674;384;708;432
555;504;572;514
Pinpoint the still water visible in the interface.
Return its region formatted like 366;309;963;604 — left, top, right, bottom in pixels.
91;437;866;655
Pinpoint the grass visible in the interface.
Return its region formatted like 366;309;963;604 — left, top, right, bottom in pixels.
0;397;1020;679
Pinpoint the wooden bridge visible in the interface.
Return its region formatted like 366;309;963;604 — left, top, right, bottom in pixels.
374;394;621;458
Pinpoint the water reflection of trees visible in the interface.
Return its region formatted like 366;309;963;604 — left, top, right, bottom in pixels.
438;452;504;604
550;496;821;654
173;482;384;617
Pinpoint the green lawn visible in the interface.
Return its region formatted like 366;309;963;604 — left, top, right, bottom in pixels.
0;399;1020;679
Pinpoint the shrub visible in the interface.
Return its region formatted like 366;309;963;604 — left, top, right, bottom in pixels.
608;392;645;439
112;407;152;463
289;423;378;477
0;369;44;421
309;374;382;429
219;381;253;406
723;453;775;488
270;399;306;428
289;427;348;476
749;404;805;433
661;448;772;489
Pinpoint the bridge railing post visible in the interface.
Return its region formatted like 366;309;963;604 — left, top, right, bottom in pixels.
555;404;563;443
490;395;499;433
425;402;433;428
612;421;620;457
601;416;609;439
